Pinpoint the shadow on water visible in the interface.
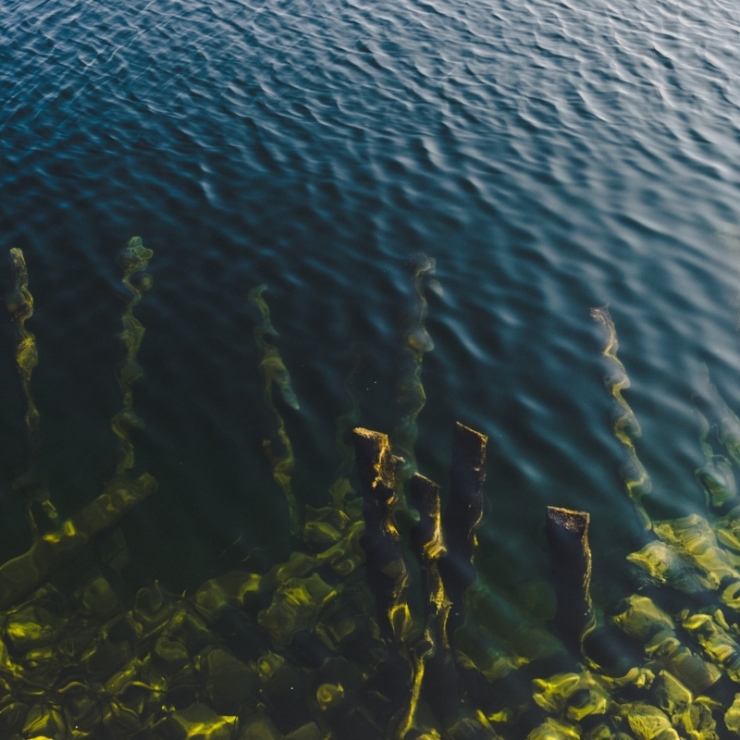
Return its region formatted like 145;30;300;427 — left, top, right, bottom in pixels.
2;244;740;738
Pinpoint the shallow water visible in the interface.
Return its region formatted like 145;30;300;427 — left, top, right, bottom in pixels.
1;0;740;654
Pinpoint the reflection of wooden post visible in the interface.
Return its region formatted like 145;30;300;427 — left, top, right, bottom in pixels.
407;473;459;729
5;248;58;540
545;507;595;655
438;422;488;639
352;428;411;644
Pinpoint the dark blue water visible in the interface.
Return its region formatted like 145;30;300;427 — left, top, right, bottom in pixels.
2;0;740;616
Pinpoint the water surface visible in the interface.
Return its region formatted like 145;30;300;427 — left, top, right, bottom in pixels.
2;0;740;621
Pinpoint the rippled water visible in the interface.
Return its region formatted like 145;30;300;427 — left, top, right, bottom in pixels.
1;0;740;625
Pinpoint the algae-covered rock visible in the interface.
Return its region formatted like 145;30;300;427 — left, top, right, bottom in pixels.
611;595;674;642
652;670;692;717
257;573;337;646
61;681;103;734
618;702;676;740
237;711;283;740
82;576;119;616
653;515;740;586
627;541;714;593
284;723;323;740
316;683;344;712
5;606;62;653
198;647;258;715
193;571;262;621
153;636;190;674
22;703;65;739
526;718;580;740
726;694;740;735
682;611;740;680
645;634;721;693
675;701;718;740
160;702;237;740
532;672;609;723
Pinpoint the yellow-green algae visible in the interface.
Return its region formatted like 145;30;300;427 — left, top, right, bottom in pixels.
9;255;740;740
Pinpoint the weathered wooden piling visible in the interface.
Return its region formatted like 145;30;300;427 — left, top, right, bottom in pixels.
352;428;411;644
545;506;595;656
438;422;488;639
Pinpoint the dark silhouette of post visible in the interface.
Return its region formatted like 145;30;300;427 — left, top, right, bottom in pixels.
545;506;595;656
438;422;488;640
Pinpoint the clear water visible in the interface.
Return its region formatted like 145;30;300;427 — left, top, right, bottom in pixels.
2;0;740;627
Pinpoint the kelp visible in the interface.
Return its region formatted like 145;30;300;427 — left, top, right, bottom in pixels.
249;284;300;534
5;248;58;540
590;306;652;530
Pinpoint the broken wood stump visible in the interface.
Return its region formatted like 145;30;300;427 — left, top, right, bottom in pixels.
438;422;488;640
352;427;411;645
545;506;595;657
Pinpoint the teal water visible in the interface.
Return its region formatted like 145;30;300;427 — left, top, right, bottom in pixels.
1;0;740;636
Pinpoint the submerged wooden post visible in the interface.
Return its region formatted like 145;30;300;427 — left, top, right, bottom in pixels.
352;428;411;644
438;422;488;639
545;506;595;656
406;473;460;731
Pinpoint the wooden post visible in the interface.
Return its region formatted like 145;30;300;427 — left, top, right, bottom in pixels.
352;428;411;644
438;422;488;639
545;506;595;656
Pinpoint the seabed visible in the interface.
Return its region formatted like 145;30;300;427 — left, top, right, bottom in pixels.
2;243;740;740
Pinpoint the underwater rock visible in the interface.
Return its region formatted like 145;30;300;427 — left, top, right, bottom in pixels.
726;694;740;734
652;514;740;587
526;717;580;740
199;647;258;715
152;636;190;674
617;702;677;740
284;722;323;740
532;671;610;722
159;702;237;740
5;605;62;654
81;576;119;617
21;702;65;739
611;595;675;642
682;610;740;680
626;540;714;593
193;571;262;622
645;634;721;694
257;572;337;647
651;670;692;718
237;710;283;740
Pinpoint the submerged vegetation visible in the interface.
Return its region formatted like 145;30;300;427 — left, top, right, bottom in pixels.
4;244;740;739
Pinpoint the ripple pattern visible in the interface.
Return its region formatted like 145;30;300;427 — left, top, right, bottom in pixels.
0;0;739;600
